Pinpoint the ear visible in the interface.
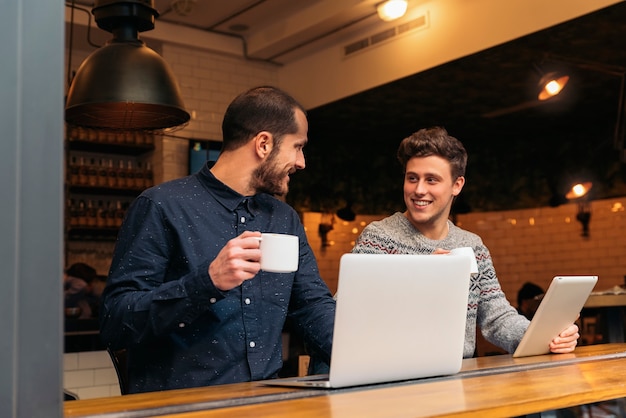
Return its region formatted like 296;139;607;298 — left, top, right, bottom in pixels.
452;176;465;197
254;131;273;158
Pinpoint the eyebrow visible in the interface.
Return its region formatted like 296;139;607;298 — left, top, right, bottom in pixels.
405;170;443;178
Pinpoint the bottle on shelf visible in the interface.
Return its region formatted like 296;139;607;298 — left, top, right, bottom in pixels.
117;160;127;188
124;131;135;145
97;158;108;187
78;157;89;186
69;156;79;184
106;130;116;144
68;199;78;228
114;200;125;228
96;200;107;228
76;127;88;141
67;126;76;141
135;131;145;145
97;130;107;143
86;128;97;143
126;160;136;189
135;161;145;189
145;162;154;188
76;200;87;227
88;158;98;187
86;199;98;227
107;159;117;188
106;201;117;228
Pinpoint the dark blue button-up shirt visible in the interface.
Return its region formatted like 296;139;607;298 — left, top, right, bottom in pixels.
99;163;335;393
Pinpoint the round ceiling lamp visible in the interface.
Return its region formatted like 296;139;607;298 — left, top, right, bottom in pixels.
65;0;190;131
376;0;408;22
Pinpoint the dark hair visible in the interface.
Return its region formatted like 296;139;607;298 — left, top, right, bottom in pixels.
66;262;97;283
221;86;306;151
517;282;544;307
396;126;467;180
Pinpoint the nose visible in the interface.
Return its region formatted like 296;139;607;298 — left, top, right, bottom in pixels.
412;180;427;195
295;150;305;170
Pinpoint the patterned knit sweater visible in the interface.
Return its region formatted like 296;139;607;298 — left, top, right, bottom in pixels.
352;212;529;358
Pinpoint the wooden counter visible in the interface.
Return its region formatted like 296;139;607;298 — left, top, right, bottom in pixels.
65;343;626;418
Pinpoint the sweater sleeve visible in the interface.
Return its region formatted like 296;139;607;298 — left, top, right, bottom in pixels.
473;245;529;353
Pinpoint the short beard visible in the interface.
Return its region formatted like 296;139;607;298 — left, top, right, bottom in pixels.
250;149;287;196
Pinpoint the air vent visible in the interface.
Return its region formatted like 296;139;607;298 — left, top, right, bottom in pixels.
343;12;429;57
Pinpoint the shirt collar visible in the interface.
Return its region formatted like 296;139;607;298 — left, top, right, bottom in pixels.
196;162;270;214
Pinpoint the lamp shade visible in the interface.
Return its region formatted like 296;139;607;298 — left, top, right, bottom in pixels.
65;40;189;130
65;0;190;131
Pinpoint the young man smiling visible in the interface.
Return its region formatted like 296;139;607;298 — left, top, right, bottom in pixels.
351;126;579;358
100;86;335;393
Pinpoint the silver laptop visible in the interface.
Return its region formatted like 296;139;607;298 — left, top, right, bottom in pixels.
513;275;598;358
262;252;472;389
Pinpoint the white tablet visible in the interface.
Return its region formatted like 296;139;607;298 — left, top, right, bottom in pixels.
512;275;598;358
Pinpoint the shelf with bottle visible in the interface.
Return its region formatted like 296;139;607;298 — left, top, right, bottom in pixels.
67;152;154;194
66;126;155;155
66;197;132;241
65;126;157;243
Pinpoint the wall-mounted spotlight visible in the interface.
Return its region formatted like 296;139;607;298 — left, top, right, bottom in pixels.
318;212;335;248
566;182;593;237
377;0;408;22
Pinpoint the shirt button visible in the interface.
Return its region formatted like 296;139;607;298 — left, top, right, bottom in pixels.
249;341;256;348
240;216;246;223
244;298;251;305
209;298;217;304
178;323;185;328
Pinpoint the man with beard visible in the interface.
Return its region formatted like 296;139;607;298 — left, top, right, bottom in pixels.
100;86;335;393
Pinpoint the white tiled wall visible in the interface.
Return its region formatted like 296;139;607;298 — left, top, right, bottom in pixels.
64;351;121;400
158;44;280;184
302;197;626;302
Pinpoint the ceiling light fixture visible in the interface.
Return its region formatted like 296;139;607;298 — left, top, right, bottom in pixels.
65;0;190;131
539;54;626;161
376;0;408;22
537;72;570;101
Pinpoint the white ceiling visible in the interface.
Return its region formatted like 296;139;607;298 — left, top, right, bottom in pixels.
154;0;385;63
70;0;394;64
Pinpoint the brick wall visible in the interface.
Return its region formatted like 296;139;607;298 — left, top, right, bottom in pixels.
302;197;626;303
64;351;121;400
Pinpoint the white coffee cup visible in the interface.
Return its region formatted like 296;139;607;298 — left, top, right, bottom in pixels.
257;233;299;273
450;247;479;275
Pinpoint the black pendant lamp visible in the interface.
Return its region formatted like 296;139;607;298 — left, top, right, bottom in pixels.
65;0;190;131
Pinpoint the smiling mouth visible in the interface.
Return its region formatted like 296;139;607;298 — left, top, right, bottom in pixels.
413;200;431;207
